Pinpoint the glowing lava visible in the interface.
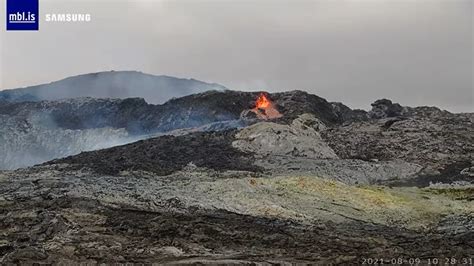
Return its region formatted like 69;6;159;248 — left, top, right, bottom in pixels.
249;92;283;120
255;93;271;109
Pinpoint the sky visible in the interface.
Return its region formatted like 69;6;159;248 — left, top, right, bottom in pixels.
0;0;472;112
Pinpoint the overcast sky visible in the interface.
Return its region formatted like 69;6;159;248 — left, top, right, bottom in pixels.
0;0;472;112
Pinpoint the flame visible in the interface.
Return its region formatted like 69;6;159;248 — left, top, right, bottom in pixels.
247;92;283;120
255;93;271;109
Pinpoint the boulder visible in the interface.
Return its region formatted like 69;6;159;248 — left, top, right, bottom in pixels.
233;114;338;159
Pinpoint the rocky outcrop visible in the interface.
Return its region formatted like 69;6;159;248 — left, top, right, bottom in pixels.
321;111;474;184
368;98;453;119
233;114;338;159
369;99;408;119
271;90;365;124
331;102;369;123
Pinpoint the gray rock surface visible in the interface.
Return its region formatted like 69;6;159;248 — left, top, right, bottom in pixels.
233;114;338;159
0;164;472;264
321;111;474;184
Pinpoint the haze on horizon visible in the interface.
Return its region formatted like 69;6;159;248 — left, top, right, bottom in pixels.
0;0;472;112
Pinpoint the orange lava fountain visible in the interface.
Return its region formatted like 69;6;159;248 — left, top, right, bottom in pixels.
255;93;271;109
251;93;282;119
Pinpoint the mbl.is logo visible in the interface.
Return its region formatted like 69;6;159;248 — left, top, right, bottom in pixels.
6;0;39;31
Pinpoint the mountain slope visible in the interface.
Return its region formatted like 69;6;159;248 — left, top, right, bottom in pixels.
0;71;227;104
0;90;363;134
1;90;360;169
1;90;471;174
